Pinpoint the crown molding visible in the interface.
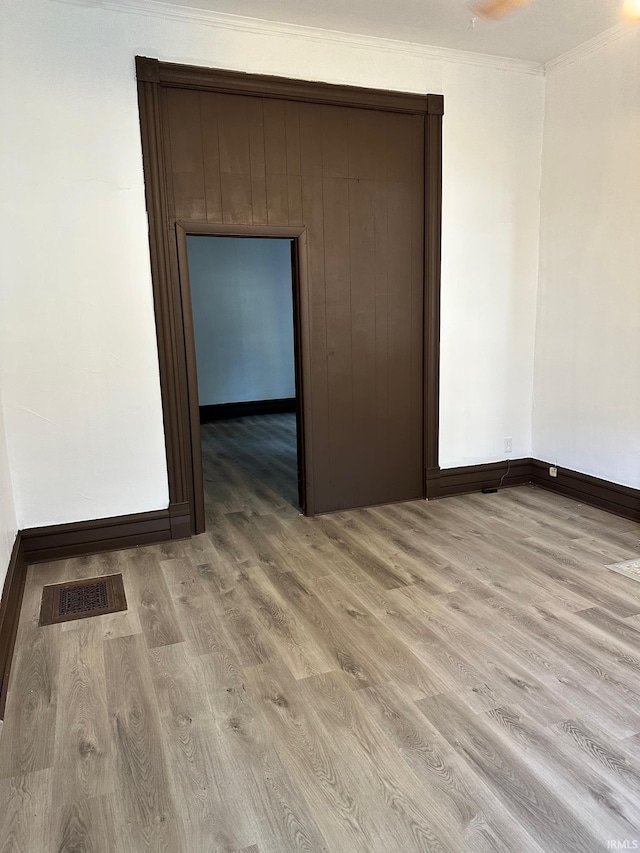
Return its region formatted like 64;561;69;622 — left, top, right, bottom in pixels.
545;24;633;73
50;0;544;76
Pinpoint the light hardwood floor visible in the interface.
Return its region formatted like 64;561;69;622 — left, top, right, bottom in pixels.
1;415;640;852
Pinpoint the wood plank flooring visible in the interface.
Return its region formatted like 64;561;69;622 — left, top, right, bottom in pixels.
201;413;300;515
1;415;640;851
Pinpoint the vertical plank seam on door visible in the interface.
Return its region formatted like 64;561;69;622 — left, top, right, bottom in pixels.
319;154;332;510
246;97;254;225
261;98;267;226
292;103;303;227
284;103;291;226
385;144;390;499
250;97;268;227
347;126;355;509
412;117;424;497
262;100;270;226
372;125;379;506
215;95;225;223
318;165;330;511
197;92;206;225
284;101;292;227
161;88;176;226
295;105;302;225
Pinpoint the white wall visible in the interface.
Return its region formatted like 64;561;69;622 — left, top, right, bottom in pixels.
0;186;18;579
0;391;18;585
534;31;640;488
188;237;296;406
0;0;545;527
439;61;543;467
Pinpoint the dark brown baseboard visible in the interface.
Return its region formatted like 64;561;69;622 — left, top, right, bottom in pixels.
200;398;296;422
427;458;534;499
531;460;640;522
21;501;192;564
0;533;27;718
13;460;638;563
429;457;639;523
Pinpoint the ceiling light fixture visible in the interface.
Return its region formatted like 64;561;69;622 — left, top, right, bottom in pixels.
473;0;640;21
472;0;532;19
623;0;640;19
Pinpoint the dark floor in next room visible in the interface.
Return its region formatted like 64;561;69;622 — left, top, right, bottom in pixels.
201;412;300;516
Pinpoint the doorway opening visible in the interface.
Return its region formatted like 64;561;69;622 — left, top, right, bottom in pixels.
178;229;308;529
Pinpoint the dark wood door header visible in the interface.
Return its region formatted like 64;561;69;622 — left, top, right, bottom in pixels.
136;57;444;116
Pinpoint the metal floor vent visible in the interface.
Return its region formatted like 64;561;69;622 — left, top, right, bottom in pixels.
39;574;127;626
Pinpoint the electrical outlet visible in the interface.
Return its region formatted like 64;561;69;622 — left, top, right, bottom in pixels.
549;466;558;478
504;437;512;454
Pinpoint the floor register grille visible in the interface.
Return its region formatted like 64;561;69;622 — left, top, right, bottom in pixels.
39;573;127;626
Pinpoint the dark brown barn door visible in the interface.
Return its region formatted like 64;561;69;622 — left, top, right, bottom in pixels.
162;88;425;514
